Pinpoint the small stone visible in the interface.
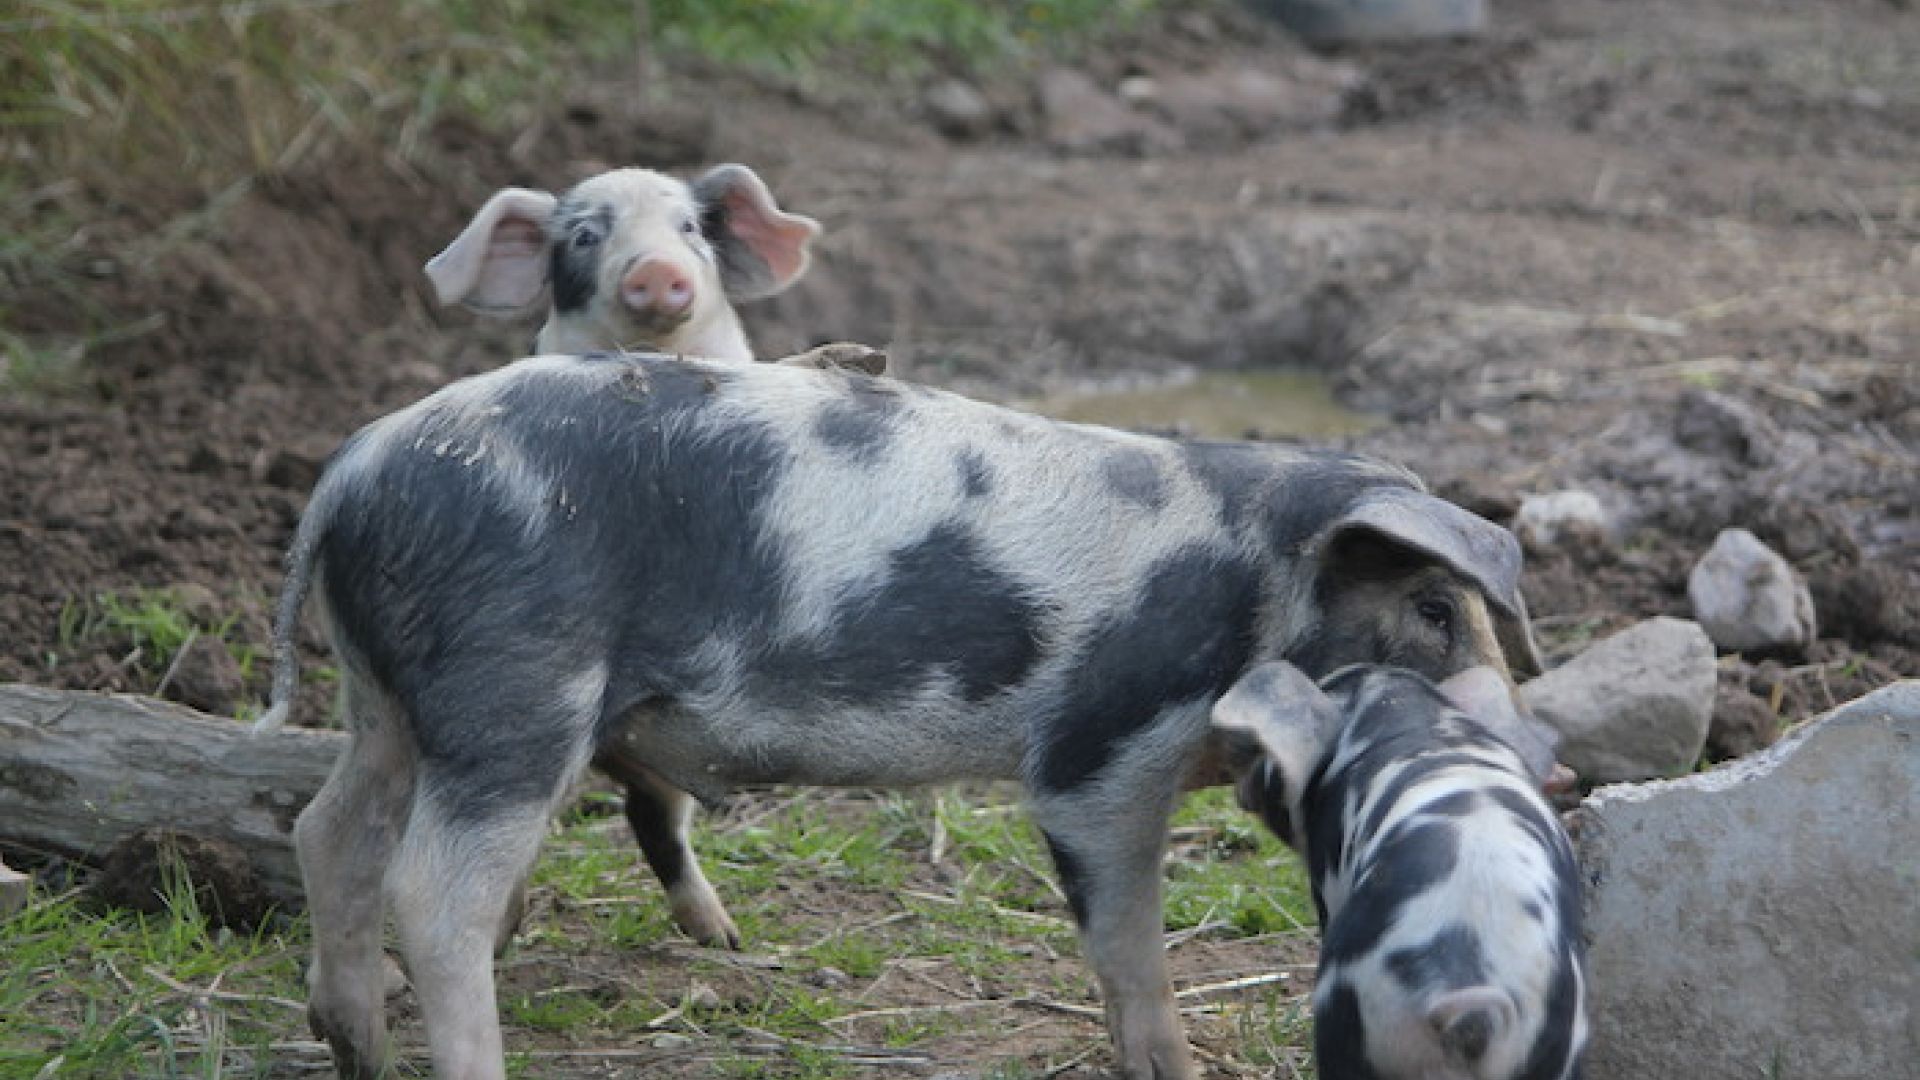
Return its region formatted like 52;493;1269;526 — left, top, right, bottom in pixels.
924;79;996;139
1688;528;1817;653
808;965;850;989
1037;68;1180;154
652;1032;694;1049
161;635;246;716
1674;389;1780;467
1117;76;1159;106
1848;86;1887;110
684;984;722;1011
0;857;29;917
1513;489;1611;552
1146;63;1352;143
1520;617;1716;784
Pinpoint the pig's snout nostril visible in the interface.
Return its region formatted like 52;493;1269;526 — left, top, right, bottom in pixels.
622;260;695;317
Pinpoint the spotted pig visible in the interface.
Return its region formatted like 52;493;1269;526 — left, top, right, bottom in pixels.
1213;662;1588;1080
256;353;1542;1080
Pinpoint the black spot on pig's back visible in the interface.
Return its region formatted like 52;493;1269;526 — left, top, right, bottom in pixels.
813;378;903;462
751;520;1047;707
1101;447;1167;510
1036;545;1261;792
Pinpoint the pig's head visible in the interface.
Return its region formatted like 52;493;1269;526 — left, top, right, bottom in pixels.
1211;661;1565;850
1287;485;1544;686
425;165;820;361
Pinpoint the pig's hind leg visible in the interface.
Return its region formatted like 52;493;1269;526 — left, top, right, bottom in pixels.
598;744;742;948
384;672;604;1080
293;674;415;1080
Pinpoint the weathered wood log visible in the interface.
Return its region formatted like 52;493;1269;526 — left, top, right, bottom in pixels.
0;683;343;907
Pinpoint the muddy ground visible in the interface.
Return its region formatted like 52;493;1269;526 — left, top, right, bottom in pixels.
5;0;1913;725
0;0;1915;1073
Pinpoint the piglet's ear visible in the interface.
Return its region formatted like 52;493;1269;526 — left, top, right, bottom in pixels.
1439;666;1562;787
425;188;557;315
692;164;821;302
1211;662;1341;792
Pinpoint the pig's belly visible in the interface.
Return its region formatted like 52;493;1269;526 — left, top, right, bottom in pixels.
604;693;1033;803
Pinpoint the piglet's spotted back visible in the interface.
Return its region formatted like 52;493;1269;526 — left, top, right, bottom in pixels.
1215;662;1589;1080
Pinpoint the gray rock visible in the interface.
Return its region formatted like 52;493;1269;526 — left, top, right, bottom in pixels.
1036;68;1180;155
0;857;28;917
1568;681;1920;1080
1512;488;1611;551
1688;528;1816;653
1144;62;1354;143
1674;388;1780;467
924;79;995;139
1520;617;1716;783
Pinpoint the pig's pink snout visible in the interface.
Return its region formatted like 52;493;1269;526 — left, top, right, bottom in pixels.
621;258;694;317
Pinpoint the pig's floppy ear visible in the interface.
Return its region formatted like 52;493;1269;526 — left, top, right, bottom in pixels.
1439;666;1562;786
692;164;821;302
1323;486;1546;679
1211;662;1341;792
425;187;558;315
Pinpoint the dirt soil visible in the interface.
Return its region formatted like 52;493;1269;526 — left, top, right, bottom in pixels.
0;0;1915;1073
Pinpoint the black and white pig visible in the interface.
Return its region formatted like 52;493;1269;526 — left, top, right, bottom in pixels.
255;352;1543;1080
1212;662;1588;1080
428;164;880;948
426;164;821;360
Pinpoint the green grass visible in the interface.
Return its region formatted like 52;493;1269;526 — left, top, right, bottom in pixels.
49;587;255;694
1167;788;1316;936
0;865;308;1079
5;781;1316;1077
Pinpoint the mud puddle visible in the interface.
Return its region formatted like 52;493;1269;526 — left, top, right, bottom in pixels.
1028;368;1377;440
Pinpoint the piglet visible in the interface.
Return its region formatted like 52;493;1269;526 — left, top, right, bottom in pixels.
427;164;883;374
1213;662;1588;1080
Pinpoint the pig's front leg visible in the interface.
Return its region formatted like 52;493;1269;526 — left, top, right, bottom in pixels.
1029;711;1202;1080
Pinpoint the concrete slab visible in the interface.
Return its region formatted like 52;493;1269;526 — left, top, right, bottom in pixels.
1568;681;1919;1080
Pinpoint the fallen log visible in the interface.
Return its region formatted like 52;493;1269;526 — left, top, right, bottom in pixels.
0;683;343;908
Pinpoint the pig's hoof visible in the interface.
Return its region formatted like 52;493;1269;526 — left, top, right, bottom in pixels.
673;898;743;950
308;1002;387;1080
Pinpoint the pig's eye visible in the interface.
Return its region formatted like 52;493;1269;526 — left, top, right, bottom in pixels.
572;226;603;250
1416;597;1456;635
679;219;699;237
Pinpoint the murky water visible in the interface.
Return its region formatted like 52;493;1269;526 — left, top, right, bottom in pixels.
1031;370;1377;440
